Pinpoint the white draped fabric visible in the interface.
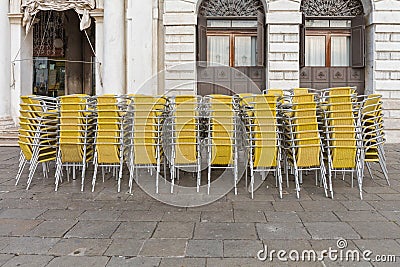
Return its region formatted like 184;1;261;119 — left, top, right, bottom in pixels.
234;36;256;66
207;35;230;66
305;36;326;66
331;36;350;66
22;0;96;33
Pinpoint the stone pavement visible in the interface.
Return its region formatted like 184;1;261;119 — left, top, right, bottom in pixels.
0;146;400;266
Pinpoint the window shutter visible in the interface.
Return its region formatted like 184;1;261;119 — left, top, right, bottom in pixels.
299;14;305;68
257;10;265;66
197;14;207;65
351;15;365;68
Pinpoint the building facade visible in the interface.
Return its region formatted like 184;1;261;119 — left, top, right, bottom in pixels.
0;0;399;142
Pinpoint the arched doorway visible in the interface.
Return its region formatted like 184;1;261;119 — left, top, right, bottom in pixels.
196;0;266;95
299;0;366;94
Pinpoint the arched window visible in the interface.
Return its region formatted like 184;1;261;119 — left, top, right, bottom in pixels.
300;0;365;92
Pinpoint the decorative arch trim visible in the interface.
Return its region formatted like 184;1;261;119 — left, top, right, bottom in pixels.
197;0;266;17
301;0;364;17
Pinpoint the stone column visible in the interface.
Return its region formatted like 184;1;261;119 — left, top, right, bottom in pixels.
91;11;104;95
102;0;125;95
0;2;10;119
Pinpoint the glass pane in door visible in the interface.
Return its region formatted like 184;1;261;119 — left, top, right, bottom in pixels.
234;36;256;66
331;36;350;66
305;36;326;66
207;36;230;66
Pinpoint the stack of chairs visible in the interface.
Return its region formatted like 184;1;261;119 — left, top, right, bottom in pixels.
16;95;58;189
282;89;328;198
55;95;95;191
360;94;389;185
241;94;283;199
92;95;125;192
321;87;362;199
168;95;202;193
127;95;167;194
204;95;239;194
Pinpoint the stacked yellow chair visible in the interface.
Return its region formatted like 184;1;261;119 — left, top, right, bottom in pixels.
204;95;238;194
16;95;58;189
242;94;283;199
92;95;125;192
360;94;389;185
55;95;94;191
321;87;362;199
169;95;202;193
129;95;166;194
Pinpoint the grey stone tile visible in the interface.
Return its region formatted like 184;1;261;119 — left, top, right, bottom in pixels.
206;258;268;267
334;211;387;222
47;256;110;267
340;201;375;211
159;258;206;267
191;201;233;212
2;237;59;254
67;200;105;211
376;193;400;200
233;201;273;211
153;222;194;238
0;219;42;236
2;255;53;267
65;221;120;239
162;211;201;222
304;222;360;240
300;200;347;211
111;222;157;239
78;210;123;221
106;256;160;267
349;221;400;239
379;211;400;222
272;201;304;211
27;220;77;237
223;240;263;258
264;211;301;223
104;239;144;257
0;208;46;219
201;210;234;222
48;238;112;256
363;187;398;194
0;254;14;266
354;239;400;258
38;209;84;220
194;222;257;239
368;201;400;211
234;210;266;222
264;240;312;253
256;223;310;240
139;239;187;257
119;210;163;221
297;212;339;222
0;237;10;251
186;239;223;257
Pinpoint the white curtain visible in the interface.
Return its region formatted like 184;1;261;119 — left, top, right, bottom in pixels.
305;36;326;66
234;36;256;66
22;0;96;34
207;36;230;66
331;36;350;66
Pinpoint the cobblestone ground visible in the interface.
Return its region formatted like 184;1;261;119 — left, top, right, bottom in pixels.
0;146;399;266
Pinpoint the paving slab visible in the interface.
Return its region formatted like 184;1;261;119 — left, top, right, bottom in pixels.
256;222;311;240
78;210;123;221
349;221;400;239
223;240;263;258
65;221;120;239
0;208;46;219
300;200;347;211
264;211;301;223
232;201;273;211
104;239;144;257
334;211;387;222
48;238;112;256
194;222;257;240
111;222;157;239
378;210;400;222
340;201;375;211
153;222;194;238
200;210;234;222
186;239;223;257
139;239;187;257
106;256;161;267
272;201;304;211
27;220;77;237
297;211;339;222
38;209;84;220
118;210;163;221
367;201;400;211
1;237;59;254
304;222;360;240
234;210;266;222
1;255;53;267
159;258;206;267
0;254;14;266
0;219;42;236
47;256;110;267
162;211;201;222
